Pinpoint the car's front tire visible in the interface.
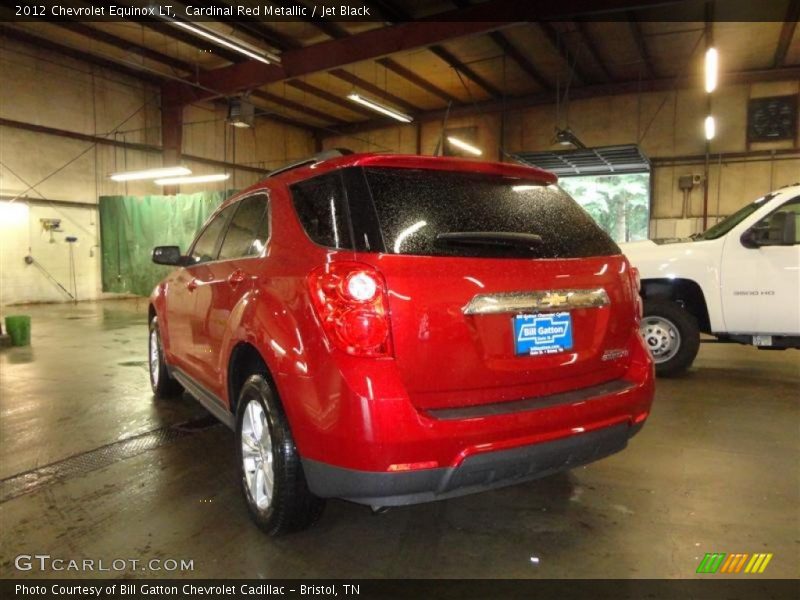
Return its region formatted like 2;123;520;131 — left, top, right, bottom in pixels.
641;299;700;377
235;374;325;536
148;316;183;397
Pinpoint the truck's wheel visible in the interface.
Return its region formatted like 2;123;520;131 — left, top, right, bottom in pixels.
236;374;325;536
641;300;700;377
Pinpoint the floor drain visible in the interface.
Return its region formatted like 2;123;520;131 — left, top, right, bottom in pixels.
0;416;221;503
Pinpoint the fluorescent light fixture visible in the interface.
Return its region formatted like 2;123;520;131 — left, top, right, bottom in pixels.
347;93;412;123
110;166;191;182
554;127;587;149
154;173;231;186
705;47;718;93
228;98;255;128
447;136;482;156
704;115;716;140
170;21;280;64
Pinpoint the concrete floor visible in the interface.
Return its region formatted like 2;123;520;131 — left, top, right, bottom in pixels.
1;299;798;579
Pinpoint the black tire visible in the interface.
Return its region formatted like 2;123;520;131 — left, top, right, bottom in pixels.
641;299;700;377
235;374;325;536
148;316;183;398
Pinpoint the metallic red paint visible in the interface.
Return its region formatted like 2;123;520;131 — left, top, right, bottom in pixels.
151;153;654;481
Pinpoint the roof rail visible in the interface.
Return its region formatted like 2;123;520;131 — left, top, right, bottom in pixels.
266;148;353;179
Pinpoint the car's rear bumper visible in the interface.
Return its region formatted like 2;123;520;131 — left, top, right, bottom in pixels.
287;331;654;502
303;421;643;506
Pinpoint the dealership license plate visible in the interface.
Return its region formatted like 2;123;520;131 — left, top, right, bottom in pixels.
514;312;573;356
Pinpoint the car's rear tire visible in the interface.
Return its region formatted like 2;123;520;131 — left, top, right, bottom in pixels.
235;374;325;536
641;299;700;377
148;317;183;397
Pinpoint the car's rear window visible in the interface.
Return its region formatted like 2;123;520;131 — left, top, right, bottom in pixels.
362;168;620;259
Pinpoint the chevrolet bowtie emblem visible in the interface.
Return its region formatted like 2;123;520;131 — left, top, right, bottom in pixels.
541;293;570;307
463;289;610;315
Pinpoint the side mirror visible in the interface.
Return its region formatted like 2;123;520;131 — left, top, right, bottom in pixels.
152;246;185;266
740;229;760;249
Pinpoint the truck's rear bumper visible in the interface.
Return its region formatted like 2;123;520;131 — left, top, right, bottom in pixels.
303;421;642;506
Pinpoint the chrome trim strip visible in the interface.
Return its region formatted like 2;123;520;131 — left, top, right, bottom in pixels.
426;379;636;421
172;368;236;430
462;288;610;315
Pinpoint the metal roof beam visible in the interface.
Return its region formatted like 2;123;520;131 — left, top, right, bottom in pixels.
329;69;421;113
627;14;657;78
574;22;614;82
376;57;460;104
488;31;552;90
55;22;196;74
773;0;799;67
329;66;800;135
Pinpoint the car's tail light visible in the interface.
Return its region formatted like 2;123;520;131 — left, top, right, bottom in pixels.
630;266;643;321
308;262;393;357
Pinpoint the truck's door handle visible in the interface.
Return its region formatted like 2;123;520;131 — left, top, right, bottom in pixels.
228;269;246;288
187;278;198;292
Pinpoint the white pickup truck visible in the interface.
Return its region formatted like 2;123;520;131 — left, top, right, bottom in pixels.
621;183;800;376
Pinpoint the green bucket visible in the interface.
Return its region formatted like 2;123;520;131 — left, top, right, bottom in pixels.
5;315;31;347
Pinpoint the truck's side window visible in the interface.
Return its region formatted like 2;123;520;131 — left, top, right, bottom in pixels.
218;194;269;259
752;197;800;245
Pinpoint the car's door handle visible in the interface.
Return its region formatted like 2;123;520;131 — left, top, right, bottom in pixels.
228;269;246;288
187;278;198;292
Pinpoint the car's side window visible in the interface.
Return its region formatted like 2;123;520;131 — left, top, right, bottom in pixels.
290;172;353;249
188;204;236;265
751;196;800;245
218;194;270;260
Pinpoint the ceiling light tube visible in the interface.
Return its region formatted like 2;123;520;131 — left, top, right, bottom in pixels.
171;21;280;64
110;166;191;182
704;115;716;140
705;47;718;93
347;93;413;123
154;173;231;186
447;136;483;156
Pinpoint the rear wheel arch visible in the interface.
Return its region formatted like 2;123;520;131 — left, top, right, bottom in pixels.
228;342;275;415
641;278;711;334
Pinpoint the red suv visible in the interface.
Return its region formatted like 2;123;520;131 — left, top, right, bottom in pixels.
149;151;654;535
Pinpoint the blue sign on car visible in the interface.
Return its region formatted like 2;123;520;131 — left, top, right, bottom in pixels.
514;312;573;356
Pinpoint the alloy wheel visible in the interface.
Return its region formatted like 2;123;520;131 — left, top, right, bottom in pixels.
241;399;274;510
149;328;160;387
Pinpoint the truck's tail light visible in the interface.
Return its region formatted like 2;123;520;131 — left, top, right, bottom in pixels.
308;262;393;357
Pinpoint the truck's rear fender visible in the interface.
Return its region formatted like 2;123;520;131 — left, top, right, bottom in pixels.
641;278;711;334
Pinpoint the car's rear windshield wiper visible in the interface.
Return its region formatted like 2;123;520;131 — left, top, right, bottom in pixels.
434;232;544;251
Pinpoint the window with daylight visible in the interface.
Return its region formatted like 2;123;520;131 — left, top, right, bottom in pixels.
558;173;651;243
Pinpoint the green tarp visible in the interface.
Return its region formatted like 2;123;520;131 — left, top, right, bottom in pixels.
99;192;232;297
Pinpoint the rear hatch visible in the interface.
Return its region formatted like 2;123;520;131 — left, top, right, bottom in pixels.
351;166;637;410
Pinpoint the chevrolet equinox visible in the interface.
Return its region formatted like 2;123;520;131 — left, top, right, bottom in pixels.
149;151;654;535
